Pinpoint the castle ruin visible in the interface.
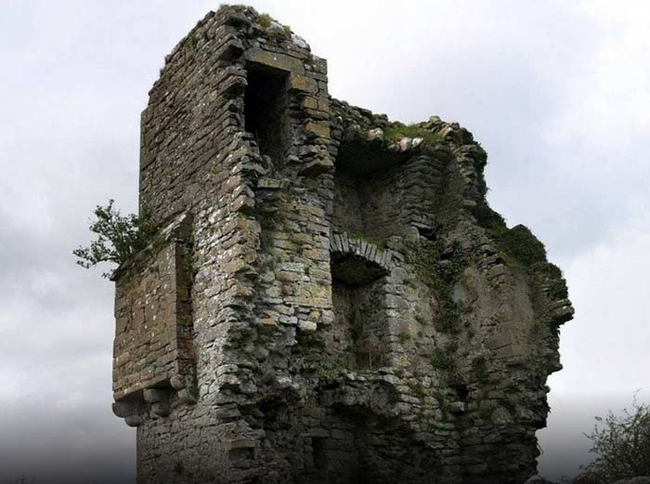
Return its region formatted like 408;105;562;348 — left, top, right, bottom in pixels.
110;6;574;483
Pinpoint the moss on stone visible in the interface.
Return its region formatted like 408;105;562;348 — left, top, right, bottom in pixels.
430;348;453;371
346;230;388;248
472;202;547;267
385;123;441;146
405;239;468;335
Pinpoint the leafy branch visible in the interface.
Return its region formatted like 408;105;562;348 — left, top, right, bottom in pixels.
582;393;650;483
73;199;156;278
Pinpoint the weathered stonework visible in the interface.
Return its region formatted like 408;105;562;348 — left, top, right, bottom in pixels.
111;6;574;484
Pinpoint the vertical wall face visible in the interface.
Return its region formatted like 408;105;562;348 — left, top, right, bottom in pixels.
112;5;574;484
112;234;193;402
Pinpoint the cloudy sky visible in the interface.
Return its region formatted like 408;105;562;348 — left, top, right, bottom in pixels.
1;0;649;482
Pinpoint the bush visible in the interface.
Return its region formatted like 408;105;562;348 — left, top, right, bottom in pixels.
472;202;548;267
73;199;156;277
493;224;547;266
430;348;453;370
582;395;650;483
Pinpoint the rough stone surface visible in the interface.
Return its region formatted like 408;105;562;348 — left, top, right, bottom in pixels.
110;5;574;484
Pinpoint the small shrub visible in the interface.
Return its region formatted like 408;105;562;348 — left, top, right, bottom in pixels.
493;224;547;267
582;395;650;482
472;202;547;267
438;299;461;334
430;348;452;371
548;278;569;300
258;12;292;40
73;200;157;278
258;13;273;29
471;201;506;230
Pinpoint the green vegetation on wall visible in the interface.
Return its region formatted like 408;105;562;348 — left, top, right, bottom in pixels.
472;202;547;267
73;199;157;278
384;123;441;146
405;239;469;335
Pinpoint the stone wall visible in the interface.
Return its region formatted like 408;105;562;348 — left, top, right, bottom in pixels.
112;215;193;402
111;5;574;484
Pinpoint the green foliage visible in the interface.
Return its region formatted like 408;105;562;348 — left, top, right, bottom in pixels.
258;12;292;40
531;262;569;300
430;348;453;371
258;13;273;29
582;395;650;482
405;239;468;334
492;224;547;267
317;362;349;379
73;199;157;278
548;278;569;300
347;230;387;248
472;202;547;267
472;202;506;230
385;123;441;146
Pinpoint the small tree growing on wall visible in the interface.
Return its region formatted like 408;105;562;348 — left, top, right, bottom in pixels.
581;394;650;483
73;199;156;278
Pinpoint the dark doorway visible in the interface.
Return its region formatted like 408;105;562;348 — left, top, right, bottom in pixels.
244;64;289;165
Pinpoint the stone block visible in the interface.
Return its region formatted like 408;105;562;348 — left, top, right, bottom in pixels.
245;48;304;74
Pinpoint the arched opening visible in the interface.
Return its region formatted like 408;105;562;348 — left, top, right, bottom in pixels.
330;247;390;370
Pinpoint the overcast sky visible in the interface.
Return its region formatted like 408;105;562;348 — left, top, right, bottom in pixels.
1;1;649;482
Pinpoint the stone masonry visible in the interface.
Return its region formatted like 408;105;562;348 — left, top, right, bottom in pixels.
111;6;574;484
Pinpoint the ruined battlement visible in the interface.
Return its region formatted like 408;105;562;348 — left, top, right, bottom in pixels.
111;5;573;483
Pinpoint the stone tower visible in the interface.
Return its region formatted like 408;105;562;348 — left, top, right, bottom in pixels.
111;6;574;484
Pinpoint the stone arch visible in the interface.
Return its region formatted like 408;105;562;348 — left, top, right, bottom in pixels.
329;233;392;370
